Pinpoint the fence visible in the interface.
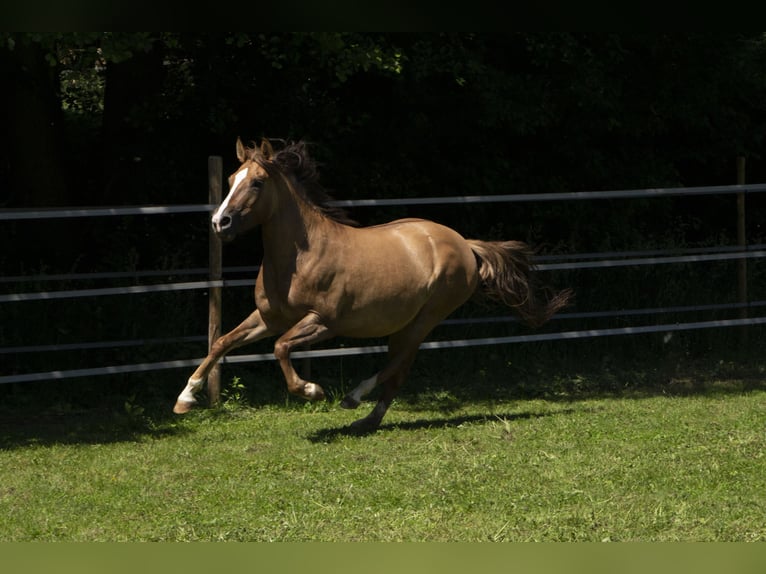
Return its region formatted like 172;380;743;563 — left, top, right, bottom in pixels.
2;156;766;406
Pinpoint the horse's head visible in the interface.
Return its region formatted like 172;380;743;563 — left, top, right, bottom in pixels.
211;138;276;241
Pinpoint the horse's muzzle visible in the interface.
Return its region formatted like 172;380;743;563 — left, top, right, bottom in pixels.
212;211;238;242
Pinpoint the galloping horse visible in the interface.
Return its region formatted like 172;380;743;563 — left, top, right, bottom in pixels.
174;138;572;431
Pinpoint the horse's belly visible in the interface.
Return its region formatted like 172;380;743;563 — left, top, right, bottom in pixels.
337;297;426;338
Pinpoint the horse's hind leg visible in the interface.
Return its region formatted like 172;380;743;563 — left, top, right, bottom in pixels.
174;309;273;413
347;320;432;432
347;281;474;432
349;350;418;432
340;372;381;409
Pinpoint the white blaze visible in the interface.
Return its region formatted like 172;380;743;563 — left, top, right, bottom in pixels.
212;167;249;229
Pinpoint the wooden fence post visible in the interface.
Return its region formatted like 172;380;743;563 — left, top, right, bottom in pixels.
207;156;223;407
736;156;748;343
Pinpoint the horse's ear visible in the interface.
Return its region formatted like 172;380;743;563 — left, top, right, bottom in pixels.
260;138;274;160
236;137;247;163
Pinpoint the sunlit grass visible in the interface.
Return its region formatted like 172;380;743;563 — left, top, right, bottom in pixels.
1;374;764;541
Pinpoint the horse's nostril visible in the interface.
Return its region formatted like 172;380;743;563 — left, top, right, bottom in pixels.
219;215;232;229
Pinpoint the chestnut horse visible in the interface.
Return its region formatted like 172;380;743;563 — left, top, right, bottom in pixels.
174;138;571;431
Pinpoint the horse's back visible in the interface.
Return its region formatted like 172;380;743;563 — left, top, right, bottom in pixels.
349;217;479;299
367;217;428;229
362;216;476;268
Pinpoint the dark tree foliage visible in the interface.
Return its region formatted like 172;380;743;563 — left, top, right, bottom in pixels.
2;33;764;208
3;32;766;264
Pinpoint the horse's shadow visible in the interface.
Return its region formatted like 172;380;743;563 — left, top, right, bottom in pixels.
306;406;583;443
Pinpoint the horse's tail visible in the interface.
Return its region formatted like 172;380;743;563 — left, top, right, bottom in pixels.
467;239;573;328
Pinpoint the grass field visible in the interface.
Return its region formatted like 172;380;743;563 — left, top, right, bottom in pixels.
1;355;765;542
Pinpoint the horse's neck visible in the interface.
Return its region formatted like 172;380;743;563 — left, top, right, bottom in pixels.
261;185;335;271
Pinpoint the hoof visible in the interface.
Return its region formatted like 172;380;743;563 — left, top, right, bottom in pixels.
349;416;380;434
340;395;361;410
303;382;326;401
173;400;195;414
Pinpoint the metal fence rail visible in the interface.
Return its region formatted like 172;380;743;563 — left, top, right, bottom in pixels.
2;315;765;386
2;180;764;386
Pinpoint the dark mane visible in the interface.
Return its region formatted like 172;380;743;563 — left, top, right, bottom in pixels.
255;140;358;227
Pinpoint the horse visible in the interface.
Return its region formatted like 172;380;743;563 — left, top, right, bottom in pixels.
174;138;572;432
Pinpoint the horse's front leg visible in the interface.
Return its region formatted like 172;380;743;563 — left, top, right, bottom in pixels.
174;309;273;413
274;312;333;401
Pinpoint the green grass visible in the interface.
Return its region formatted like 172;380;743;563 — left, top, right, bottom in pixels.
1;363;765;541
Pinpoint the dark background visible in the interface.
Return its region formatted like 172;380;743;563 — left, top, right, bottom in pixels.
2;33;765;408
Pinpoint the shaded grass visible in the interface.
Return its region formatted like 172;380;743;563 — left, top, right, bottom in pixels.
1;361;765;541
